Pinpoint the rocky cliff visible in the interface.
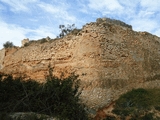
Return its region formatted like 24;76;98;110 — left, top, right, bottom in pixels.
0;18;160;112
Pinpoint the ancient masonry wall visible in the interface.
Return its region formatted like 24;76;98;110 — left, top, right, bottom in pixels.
0;18;160;111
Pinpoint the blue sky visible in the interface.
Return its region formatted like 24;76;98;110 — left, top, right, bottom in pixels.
0;0;160;49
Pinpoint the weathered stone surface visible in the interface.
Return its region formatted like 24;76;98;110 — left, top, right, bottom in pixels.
0;18;160;111
0;48;5;69
21;38;29;47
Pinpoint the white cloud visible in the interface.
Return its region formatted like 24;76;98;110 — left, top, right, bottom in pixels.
117;1;140;17
136;10;155;20
154;28;160;37
140;0;160;11
130;19;158;32
87;0;137;20
0;0;38;12
38;2;76;23
88;0;123;11
0;21;26;49
118;0;140;8
0;20;56;49
38;3;60;14
27;26;56;40
76;0;90;14
0;3;6;10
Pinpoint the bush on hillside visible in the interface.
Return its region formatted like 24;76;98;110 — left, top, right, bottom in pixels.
3;41;14;48
58;24;77;38
0;71;88;120
112;88;160;119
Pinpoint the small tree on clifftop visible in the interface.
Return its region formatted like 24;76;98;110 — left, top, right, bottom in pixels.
58;24;76;38
3;41;14;48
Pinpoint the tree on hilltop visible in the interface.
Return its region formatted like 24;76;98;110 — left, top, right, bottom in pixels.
58;24;76;38
3;41;14;48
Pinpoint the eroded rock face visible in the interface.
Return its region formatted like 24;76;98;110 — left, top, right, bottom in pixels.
0;18;160;111
21;38;29;47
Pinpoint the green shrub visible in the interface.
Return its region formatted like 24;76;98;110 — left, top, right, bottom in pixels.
105;116;116;120
112;88;160;119
155;106;160;111
3;41;14;48
23;40;36;47
23;38;49;47
0;112;12;120
24;42;31;47
39;38;47;43
140;113;154;120
113;88;150;116
58;24;77;38
0;72;88;120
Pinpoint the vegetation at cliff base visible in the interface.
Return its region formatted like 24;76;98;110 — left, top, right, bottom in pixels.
112;88;160;120
0;72;88;120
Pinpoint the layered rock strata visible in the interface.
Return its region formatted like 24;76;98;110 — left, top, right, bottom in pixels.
0;18;160;111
